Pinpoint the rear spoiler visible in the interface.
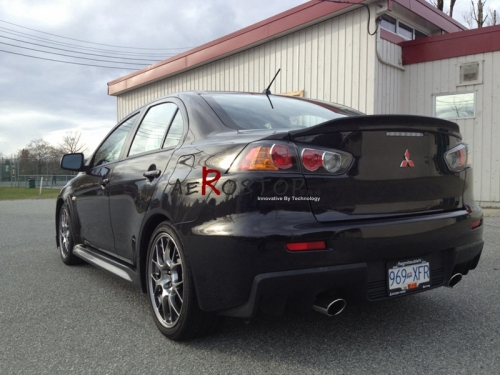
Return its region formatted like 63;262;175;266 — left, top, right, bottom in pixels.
288;115;461;139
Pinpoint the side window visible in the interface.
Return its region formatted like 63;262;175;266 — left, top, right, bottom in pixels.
94;113;138;166
129;103;177;156
163;110;184;149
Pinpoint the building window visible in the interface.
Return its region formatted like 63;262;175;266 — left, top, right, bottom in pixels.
380;15;427;40
415;30;427;39
433;92;476;120
380;16;396;33
398;22;413;40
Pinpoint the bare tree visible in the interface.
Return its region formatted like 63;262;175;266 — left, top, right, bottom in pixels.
486;8;497;25
428;0;458;17
20;139;60;174
449;0;457;17
58;130;87;154
463;0;489;28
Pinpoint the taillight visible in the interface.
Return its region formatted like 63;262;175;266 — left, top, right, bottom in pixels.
230;141;353;174
301;148;352;175
444;144;468;172
238;146;278;171
302;149;323;171
231;142;297;171
270;144;293;169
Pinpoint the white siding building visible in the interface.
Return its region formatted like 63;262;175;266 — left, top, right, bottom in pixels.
108;0;500;206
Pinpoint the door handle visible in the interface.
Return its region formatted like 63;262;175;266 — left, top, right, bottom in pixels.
143;169;161;181
100;178;109;190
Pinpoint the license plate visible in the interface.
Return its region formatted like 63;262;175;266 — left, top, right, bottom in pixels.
387;258;431;296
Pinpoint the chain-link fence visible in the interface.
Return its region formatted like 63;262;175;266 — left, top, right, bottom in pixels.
0;157;77;188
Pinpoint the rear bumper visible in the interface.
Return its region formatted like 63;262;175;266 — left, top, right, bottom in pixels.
218;239;483;317
180;208;484;316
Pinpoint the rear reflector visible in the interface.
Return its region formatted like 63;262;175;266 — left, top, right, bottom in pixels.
286;241;327;251
471;219;482;230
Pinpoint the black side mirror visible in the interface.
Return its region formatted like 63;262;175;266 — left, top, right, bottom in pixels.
60;153;86;171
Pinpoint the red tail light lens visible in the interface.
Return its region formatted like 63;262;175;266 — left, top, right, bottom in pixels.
270;144;293;169
302;149;323;171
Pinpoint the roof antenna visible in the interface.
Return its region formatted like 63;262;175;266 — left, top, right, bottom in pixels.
262;68;281;96
262;68;281;109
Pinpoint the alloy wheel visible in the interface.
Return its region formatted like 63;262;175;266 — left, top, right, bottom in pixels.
148;233;184;328
59;207;71;259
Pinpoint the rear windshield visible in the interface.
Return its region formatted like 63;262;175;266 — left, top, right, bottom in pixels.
202;93;362;131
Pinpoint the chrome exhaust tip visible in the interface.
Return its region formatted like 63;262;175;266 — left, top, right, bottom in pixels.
313;296;346;317
446;273;463;288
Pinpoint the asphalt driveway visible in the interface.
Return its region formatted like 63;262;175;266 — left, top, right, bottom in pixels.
0;199;499;374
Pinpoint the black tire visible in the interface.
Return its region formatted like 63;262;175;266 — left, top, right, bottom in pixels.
58;203;83;265
146;222;219;341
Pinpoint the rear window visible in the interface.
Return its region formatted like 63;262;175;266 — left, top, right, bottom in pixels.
202;93;362;131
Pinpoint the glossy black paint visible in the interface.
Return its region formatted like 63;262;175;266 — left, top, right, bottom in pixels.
56;91;484;318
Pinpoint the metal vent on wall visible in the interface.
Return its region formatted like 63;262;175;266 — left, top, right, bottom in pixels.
459;62;480;84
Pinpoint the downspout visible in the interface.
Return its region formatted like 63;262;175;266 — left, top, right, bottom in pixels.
376;26;405;71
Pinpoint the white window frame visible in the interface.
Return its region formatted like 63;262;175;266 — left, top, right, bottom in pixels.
432;92;476;120
379;15;428;40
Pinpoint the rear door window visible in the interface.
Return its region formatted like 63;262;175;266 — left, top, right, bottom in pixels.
129;103;178;156
162;111;184;149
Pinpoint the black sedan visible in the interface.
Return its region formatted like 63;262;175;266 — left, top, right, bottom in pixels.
56;91;484;340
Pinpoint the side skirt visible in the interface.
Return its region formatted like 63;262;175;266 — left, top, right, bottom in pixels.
73;245;142;289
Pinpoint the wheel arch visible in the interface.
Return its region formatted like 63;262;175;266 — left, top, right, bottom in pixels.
138;213;171;293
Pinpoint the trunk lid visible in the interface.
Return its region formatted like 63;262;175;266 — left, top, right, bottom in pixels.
289;115;465;222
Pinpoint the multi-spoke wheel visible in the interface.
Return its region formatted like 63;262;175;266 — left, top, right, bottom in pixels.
146;222;219;340
149;232;184;328
58;203;82;265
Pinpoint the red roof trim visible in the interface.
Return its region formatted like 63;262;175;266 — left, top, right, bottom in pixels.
380;28;405;44
393;0;465;33
107;0;365;95
108;0;466;96
401;24;500;65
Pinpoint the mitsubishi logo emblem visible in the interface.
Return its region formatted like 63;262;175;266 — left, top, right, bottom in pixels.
400;149;415;167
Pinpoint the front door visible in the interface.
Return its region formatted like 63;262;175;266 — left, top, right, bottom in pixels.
73;113;139;254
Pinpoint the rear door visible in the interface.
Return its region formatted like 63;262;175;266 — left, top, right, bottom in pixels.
108;100;186;262
289;115;466;222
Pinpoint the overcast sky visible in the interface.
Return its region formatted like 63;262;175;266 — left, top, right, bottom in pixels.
0;0;498;158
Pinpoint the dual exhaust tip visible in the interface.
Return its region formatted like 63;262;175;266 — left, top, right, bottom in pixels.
446;273;463;288
313;296;346;317
313;273;463;316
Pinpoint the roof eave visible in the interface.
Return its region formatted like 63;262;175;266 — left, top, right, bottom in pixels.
107;0;368;96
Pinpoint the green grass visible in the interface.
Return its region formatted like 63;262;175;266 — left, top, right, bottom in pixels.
0;186;60;200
